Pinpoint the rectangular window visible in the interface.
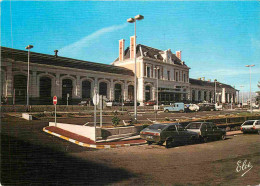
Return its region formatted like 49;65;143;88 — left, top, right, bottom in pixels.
176;72;178;81
184;74;186;82
147;66;151;78
167;71;170;81
158;69;161;79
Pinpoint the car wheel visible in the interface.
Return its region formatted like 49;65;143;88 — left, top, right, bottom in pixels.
180;110;184;113
165;138;174;148
220;134;226;140
203;137;208;143
147;141;153;145
242;131;246;134
165;109;169;113
258;130;260;135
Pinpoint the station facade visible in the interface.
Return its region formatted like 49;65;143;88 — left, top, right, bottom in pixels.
1;38;238;105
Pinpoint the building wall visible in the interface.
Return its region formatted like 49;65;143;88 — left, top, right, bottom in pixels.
1;58;134;104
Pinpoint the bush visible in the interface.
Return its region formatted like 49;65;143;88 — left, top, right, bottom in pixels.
112;116;120;127
165;117;170;121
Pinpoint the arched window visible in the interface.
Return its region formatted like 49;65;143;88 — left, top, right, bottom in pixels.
145;85;151;101
99;82;107;97
14;75;27;103
128;85;134;101
198;91;201;101
62;79;73;100
114;83;122;101
82;80;91;99
40;77;52;98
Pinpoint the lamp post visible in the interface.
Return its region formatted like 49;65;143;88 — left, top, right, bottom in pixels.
214;79;217;103
127;14;144;122
240;85;244;106
245;64;255;113
154;67;160;121
25;45;33;112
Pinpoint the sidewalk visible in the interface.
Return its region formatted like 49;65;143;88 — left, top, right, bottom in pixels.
43;126;146;149
43;126;242;149
226;130;242;136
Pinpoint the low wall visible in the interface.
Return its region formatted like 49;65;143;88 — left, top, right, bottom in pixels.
49;122;101;141
103;126;143;136
22;113;32;120
49;122;144;140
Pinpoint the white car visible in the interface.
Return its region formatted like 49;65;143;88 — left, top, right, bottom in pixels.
241;120;260;134
188;104;200;112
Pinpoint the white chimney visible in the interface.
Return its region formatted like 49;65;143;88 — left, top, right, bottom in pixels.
130;36;135;60
119;39;125;61
176;51;182;60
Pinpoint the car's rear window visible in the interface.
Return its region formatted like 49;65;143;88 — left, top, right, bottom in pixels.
243;121;255;125
148;124;167;130
187;123;201;129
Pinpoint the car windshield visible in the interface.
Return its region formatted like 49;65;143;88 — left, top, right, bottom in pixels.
187;123;201;129
243;121;255;125
148;124;168;130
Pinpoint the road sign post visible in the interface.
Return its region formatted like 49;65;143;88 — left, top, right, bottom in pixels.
53;96;57;127
93;90;99;142
100;95;103;128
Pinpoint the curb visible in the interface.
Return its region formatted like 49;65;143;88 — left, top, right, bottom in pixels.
43;127;146;149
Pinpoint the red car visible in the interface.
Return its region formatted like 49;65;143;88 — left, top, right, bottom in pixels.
145;100;156;106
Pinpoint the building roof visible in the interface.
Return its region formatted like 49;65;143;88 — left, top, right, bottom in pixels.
114;44;187;67
189;78;237;90
1;46;134;76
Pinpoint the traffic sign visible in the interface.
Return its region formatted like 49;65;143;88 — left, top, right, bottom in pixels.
53;96;57;105
93;93;99;106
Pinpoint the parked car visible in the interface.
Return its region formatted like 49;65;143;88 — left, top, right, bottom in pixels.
241;120;260;134
78;99;92;106
198;103;216;111
164;102;185;112
187;104;200;112
140;123;199;148
185;122;226;142
145;100;156;106
123;100;134;106
215;103;223;111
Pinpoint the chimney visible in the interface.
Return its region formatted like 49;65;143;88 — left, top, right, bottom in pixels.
176;50;182;60
119;39;125;61
130;36;136;60
54;50;58;57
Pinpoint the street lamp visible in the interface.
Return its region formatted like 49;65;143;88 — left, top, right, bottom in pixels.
25;45;33;111
127;14;144;122
240;85;244;106
245;64;255;113
154;67;160;121
214;79;217;103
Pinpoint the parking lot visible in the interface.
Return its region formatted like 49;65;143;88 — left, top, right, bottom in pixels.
1;113;260;185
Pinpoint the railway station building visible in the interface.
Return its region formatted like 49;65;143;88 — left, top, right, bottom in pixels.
1;38;238;105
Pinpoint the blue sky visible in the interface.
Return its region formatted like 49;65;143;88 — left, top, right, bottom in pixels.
2;1;260;92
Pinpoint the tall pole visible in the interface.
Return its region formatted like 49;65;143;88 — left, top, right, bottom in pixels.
245;65;255;113
27;48;30;111
214;80;217;103
156;68;159;120
240;86;244;106
127;15;144;123
249;66;252;113
134;20;137;122
26;45;33;112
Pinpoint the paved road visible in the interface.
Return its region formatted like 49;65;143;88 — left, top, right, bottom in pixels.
1;115;260;185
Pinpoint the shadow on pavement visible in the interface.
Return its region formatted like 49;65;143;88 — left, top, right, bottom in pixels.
1;134;136;185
